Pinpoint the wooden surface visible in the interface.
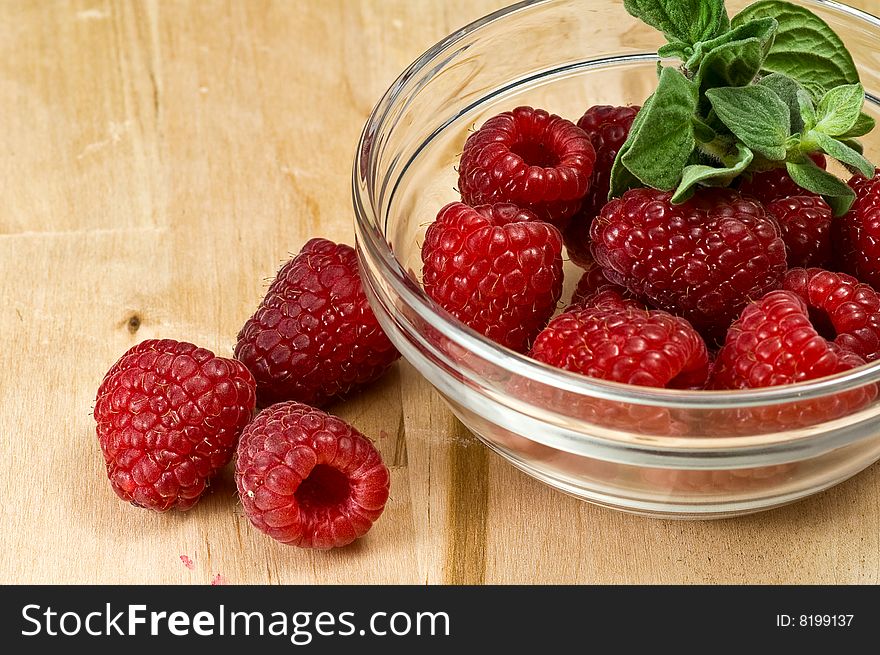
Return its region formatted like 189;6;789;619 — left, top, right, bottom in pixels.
3;0;880;585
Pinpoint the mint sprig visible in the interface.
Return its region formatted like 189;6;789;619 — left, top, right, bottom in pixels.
612;0;876;215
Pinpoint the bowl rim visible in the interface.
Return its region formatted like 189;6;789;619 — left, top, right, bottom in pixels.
352;0;880;413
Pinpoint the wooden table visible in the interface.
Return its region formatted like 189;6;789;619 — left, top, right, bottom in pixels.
3;0;879;585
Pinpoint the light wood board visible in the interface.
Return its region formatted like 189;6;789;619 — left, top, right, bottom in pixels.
2;0;879;584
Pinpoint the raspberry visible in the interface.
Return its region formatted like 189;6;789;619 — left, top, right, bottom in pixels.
708;290;866;390
737;153;827;204
235;238;399;407
569;260;633;309
576;105;641;215
562;216;595;268
235;401;390;549
529;301;710;389
591;187;787;342
457;106;596;229
94;339;256;511
564;105;640;265
421;202;564;352
765;195;833;268
782;267;880;362
834;169;880;288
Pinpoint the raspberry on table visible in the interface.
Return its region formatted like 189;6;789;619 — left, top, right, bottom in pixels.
564;104;640;265
235;238;399;408
708;290;867;390
834;169;880;288
421;201;564;352
783;267;880;363
235;401;390;549
590;187;787;343
736;153;827;204
765;195;833;268
94;339;256;512
529;300;710;389
457;106;596;229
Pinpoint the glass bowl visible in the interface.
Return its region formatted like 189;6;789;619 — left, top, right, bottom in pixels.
352;0;880;517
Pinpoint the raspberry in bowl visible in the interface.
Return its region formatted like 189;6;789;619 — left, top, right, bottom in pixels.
352;0;880;517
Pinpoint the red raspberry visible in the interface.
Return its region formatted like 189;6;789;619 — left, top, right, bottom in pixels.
562;216;595;269
564;105;640;265
708;290;866;390
569;260;633;309
737;154;827;204
765;195;833;268
529;301;710;389
783;267;880;362
457;106;596;229
235;238;399;407
94;339;256;511
421;202;564;352
235;401;390;549
834;169;880;288
591;187;787;342
576;105;640;216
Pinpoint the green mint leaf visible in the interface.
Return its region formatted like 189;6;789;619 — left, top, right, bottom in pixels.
658;40;692;61
839;137;865;155
610;94;655;199
706;85;790;160
686;18;777;73
757;73;805;133
796;88;817;130
692;115;717;143
839;112;875;139
672;143;754;202
785;158;856;215
620;67;698;191
809;131;875;179
814;83;865;137
700;17;778;54
624;0;729;46
695;36;767;93
731;0;859;98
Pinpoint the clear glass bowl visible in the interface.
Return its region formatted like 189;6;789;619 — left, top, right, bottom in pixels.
352;0;880;517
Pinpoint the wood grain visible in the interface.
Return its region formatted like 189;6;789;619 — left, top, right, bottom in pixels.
2;0;879;585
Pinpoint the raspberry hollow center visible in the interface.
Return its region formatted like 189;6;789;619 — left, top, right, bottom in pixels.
808;307;837;341
510;141;559;168
295;464;351;510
